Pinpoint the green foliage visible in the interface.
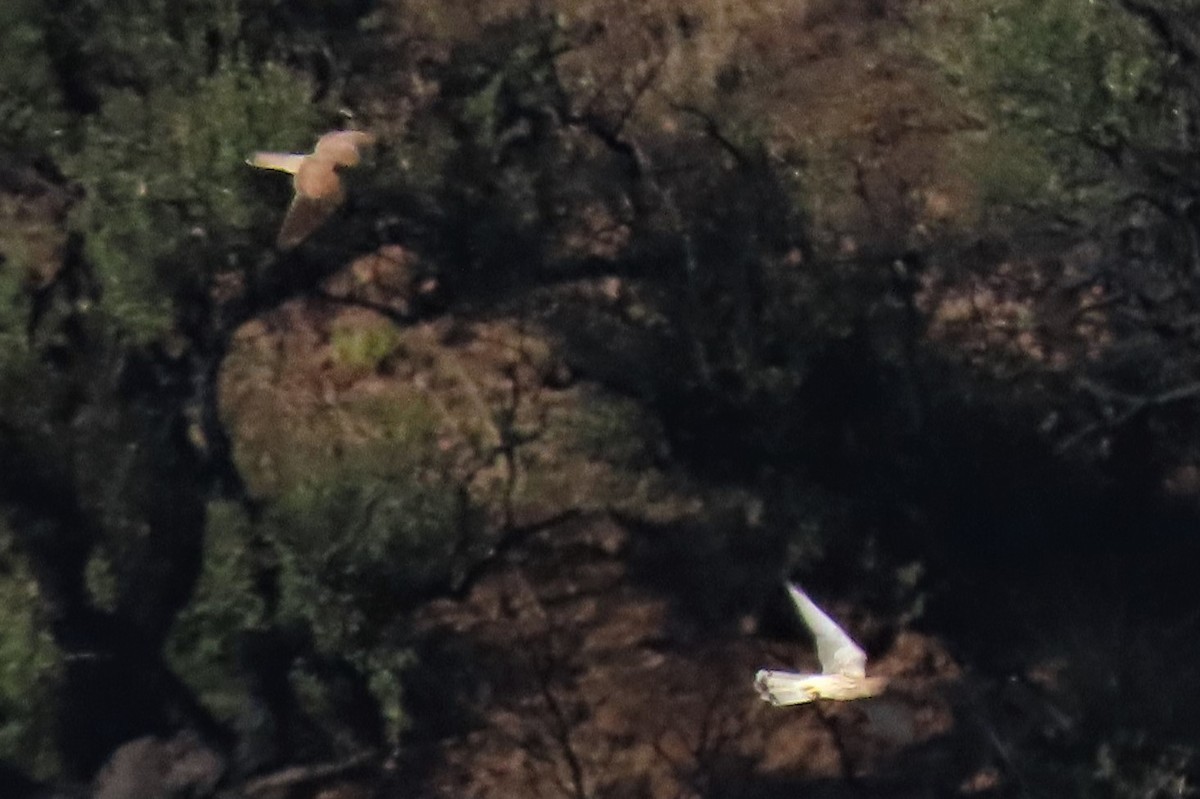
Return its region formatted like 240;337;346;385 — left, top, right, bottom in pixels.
442;13;566;156
921;0;1176;208
396;12;577;284
166;501;266;721
269;447;472;656
170;390;467;738
365;647;412;743
264;444;475;743
0;0;349;347
570;392;661;467
348;394;447;447
83;551;118;613
330;323;403;373
929;0;1167;135
0;301;37;395
0;0;388;775
955;132;1058;209
166;396;472;734
0;527;61;779
0;0;64;156
45;0;244;104
0;0;334;354
60;59;317;341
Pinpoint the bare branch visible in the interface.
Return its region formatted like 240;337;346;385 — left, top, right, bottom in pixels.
1057;378;1200;452
239;750;377;796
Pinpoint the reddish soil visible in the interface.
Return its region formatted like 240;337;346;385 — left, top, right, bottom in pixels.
395;513;979;799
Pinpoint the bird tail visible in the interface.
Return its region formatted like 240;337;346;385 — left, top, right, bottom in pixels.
246;152;307;174
754;669;819;706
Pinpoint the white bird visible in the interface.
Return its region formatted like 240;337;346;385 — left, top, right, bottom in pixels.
246;130;376;250
754;583;887;705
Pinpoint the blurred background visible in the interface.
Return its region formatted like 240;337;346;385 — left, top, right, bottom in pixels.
2;0;1199;796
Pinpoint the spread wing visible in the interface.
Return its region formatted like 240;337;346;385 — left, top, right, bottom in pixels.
246;152;307;174
275;193;341;250
274;158;345;250
786;583;867;678
250;132;372;249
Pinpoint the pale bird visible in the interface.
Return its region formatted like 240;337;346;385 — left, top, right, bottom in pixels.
247;130;376;250
754;583;887;705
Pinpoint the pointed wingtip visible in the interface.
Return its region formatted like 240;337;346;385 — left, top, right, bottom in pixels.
784;582;828;632
785;581;812;606
753;669;779;705
783;581;869;678
247;151;307;174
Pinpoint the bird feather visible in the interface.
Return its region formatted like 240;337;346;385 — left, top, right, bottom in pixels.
246;152;307;174
786;583;867;678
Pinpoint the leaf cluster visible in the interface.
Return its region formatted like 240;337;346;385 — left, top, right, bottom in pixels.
921;0;1182;208
0;527;61;780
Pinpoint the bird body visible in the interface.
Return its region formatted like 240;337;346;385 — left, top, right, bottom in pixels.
247;130;376;250
754;583;886;705
755;670;888;704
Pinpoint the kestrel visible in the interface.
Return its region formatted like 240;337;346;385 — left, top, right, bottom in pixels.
247;130;376;250
754;583;887;705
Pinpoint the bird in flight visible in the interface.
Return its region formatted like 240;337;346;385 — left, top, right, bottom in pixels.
247;130;376;250
755;583;887;705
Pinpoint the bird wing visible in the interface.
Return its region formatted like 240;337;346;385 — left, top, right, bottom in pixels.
313;130;376;167
275;193;341;250
273;159;346;250
786;583;868;678
246;152;307;174
754;669;819;706
251;133;371;249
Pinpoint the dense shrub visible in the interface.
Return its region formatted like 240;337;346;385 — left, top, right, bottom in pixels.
169;392;481;745
920;0;1186;223
165;501;267;722
0;1;64;157
60;60;317;341
0;527;61;779
269;453;474;656
0;0;374;779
